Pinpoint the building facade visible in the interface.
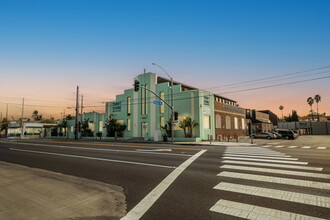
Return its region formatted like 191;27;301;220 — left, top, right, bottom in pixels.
63;71;246;141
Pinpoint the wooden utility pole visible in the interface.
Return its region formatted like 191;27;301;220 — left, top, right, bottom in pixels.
80;95;84;139
75;86;79;139
21;98;25;137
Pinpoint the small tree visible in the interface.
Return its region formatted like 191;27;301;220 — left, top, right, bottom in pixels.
0;118;9;137
81;118;93;137
161;120;172;138
185;116;197;138
32;110;43;121
291;110;299;122
104;116;126;137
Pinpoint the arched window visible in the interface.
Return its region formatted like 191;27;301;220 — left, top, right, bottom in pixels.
216;114;221;128
226;116;231;129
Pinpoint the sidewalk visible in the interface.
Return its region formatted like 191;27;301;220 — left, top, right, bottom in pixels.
0;162;126;220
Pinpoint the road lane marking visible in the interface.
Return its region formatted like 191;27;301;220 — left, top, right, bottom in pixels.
218;171;330;190
2;142;192;157
209;199;325;219
317;147;327;150
222;157;308;165
302;146;312;149
224;151;289;157
10;140;204;151
214;182;330;208
223;154;297;160
9;148;176;169
121;150;207;220
261;145;272;147
222;160;323;171
275;145;284;148
136;149;172;152
220;165;330;179
288;146;298;148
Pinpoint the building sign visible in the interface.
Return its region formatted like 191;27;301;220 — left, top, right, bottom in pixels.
223;105;245;115
112;102;122;112
204;96;210;106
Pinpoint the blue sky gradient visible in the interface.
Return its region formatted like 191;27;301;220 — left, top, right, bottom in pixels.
1;0;330;118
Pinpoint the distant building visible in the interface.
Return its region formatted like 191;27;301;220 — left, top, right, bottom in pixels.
258;110;278;126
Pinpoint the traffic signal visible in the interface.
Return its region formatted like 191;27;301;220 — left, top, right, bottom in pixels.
245;109;251;119
174;112;178;120
134;80;140;92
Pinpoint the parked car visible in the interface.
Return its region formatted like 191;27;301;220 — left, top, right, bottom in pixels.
275;129;296;139
252;132;277;139
270;131;282;139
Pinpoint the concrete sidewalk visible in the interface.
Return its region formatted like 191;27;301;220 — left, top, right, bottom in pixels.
0;162;126;220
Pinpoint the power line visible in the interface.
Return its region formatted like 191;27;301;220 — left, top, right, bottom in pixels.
202;65;330;91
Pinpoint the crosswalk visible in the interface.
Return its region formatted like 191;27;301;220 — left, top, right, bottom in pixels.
262;145;328;150
210;147;330;219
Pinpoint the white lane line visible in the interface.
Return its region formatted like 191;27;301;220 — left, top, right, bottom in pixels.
4;142;192;157
224;151;289;157
121;150;207;220
210;200;325;220
136;149;172;152
222;157;308;165
220;165;330;179
223;154;297;161
261;145;272;148
302;146;312;149
288;146;298;148
317;147;327;150
214;182;330;208
222;160;323;171
275;145;285;148
9;148;176;169
218;171;330;190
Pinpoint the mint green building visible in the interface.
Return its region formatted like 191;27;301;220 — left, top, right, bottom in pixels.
101;71;215;141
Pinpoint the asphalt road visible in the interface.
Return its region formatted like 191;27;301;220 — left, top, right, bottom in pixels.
0;139;329;220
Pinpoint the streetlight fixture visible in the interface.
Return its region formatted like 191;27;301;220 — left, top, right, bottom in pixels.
152;63;174;144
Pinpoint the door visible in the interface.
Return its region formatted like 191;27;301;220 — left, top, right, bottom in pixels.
141;122;148;137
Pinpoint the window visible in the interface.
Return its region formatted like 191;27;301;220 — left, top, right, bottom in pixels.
226;116;231;129
127;119;131;131
234;117;238;129
160;92;165;113
215;114;221;128
71;126;74;132
203;115;210;129
127;97;131;115
160;116;165;128
141;85;148;115
99;121;103;132
242;118;245;129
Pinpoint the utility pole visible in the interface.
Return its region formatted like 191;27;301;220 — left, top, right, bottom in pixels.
75;86;79;140
6;103;8;120
21;98;25;137
80;95;84;139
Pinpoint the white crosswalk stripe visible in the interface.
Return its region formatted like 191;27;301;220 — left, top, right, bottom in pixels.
317;147;327;150
302;146;312;149
210;200;325;220
222;156;308;165
214;182;330;208
211;147;329;219
218;171;330;190
223;154;298;160
220;165;330;179
222;160;323;171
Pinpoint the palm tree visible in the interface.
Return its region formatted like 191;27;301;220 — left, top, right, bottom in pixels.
279;105;284;121
314;94;321;121
307;97;314;121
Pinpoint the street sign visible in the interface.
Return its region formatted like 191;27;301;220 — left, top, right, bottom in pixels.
153;100;163;106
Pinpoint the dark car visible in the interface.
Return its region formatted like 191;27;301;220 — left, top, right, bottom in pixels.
276;129;296;139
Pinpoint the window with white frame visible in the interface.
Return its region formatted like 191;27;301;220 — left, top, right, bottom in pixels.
242;118;245;130
127;119;131;131
99;120;103;132
215;114;221;128
234;117;238;129
226;116;231;129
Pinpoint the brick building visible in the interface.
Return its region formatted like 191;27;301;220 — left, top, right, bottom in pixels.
214;95;246;140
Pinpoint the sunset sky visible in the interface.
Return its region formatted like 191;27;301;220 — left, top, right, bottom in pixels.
1;0;330;120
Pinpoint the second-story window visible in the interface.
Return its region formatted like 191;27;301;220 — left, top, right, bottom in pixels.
160;92;165;113
127;97;131;115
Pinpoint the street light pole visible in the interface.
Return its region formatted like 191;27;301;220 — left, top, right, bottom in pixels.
152;63;174;144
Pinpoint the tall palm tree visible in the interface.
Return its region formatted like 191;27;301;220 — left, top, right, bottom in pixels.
279;105;284;121
314;94;321;121
307;97;314;121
